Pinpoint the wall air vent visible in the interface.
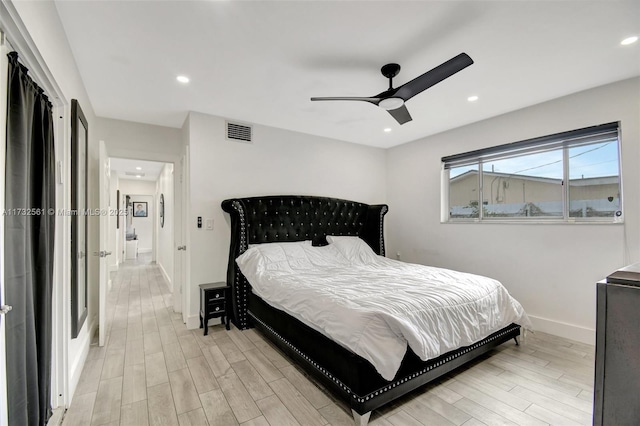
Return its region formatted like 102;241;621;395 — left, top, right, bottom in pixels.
226;121;253;143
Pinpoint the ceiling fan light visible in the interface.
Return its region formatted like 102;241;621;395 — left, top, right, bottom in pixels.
379;97;405;110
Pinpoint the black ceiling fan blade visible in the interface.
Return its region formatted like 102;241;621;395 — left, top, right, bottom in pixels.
387;104;412;125
310;96;380;105
393;53;473;101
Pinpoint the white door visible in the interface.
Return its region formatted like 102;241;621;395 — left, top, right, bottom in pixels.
96;141;112;346
173;150;190;322
173;156;184;314
181;149;190;324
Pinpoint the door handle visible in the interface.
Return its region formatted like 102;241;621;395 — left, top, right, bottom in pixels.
177;245;186;251
0;305;13;315
105;251;112;256
93;250;111;258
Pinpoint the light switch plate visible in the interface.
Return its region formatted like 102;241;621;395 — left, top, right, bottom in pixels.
205;218;214;230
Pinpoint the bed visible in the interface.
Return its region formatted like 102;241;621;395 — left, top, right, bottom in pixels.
221;195;526;425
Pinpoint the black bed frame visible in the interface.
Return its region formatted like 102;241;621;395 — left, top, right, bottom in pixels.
221;195;520;425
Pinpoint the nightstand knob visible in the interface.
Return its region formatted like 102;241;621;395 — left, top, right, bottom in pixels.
215;293;219;298
215;306;220;311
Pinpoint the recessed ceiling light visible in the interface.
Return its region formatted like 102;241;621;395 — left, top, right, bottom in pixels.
135;166;142;170
135;175;141;178
467;95;479;102
384;128;392;133
621;36;638;46
176;75;190;83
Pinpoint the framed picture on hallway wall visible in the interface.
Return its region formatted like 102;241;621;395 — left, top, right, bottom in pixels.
133;201;148;217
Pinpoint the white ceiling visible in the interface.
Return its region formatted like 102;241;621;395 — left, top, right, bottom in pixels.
54;1;639;149
110;157;166;182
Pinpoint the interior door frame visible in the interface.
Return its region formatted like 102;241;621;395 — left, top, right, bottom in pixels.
98;141;110;347
0;30;11;426
0;0;71;414
182;148;191;322
173;155;184;315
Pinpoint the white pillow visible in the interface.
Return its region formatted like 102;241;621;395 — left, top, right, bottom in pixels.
236;241;313;278
325;236;379;264
300;244;350;268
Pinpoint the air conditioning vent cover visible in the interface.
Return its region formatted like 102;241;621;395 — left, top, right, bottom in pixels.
226;121;252;143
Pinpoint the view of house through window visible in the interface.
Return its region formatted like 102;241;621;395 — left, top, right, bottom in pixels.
444;123;621;222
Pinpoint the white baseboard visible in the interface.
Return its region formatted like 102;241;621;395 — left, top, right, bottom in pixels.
68;318;95;402
187;315;200;330
186;314;216;330
528;315;595;346
188;315;223;332
159;262;172;289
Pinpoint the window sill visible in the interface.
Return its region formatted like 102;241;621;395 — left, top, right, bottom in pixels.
442;219;624;225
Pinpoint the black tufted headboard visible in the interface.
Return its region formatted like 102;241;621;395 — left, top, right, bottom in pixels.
221;195;389;329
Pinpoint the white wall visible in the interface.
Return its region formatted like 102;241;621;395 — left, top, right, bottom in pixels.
118;180;156;255
11;0;99;403
156;164;174;288
96;117;182;162
184;111;387;328
386;77;640;344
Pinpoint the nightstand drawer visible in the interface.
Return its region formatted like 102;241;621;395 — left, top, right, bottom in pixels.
206;291;225;301
207;300;226;313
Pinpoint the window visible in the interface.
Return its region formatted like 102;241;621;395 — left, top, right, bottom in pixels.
443;122;622;222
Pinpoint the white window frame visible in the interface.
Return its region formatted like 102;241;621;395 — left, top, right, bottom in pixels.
442;122;623;224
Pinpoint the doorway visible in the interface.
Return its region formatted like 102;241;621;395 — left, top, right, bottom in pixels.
103;157;181;347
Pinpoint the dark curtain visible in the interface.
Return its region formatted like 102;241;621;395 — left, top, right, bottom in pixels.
5;51;55;426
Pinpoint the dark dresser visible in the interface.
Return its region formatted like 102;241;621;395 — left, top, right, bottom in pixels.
199;282;230;335
594;263;640;425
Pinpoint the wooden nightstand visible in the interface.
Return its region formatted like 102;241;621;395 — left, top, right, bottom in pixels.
199;282;230;335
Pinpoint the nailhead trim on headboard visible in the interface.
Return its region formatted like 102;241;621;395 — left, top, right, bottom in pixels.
228;200;249;329
221;196;388;329
379;205;388;257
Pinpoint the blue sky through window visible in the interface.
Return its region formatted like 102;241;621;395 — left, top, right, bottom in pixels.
449;141;619;180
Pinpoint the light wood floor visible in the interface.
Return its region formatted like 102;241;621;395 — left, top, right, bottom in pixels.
60;255;595;426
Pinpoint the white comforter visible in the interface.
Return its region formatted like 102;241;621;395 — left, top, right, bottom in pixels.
236;237;531;380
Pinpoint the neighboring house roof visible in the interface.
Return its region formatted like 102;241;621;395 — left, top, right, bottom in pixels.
450;170;618;186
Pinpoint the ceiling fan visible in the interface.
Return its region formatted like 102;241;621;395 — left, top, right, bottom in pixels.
311;53;473;125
